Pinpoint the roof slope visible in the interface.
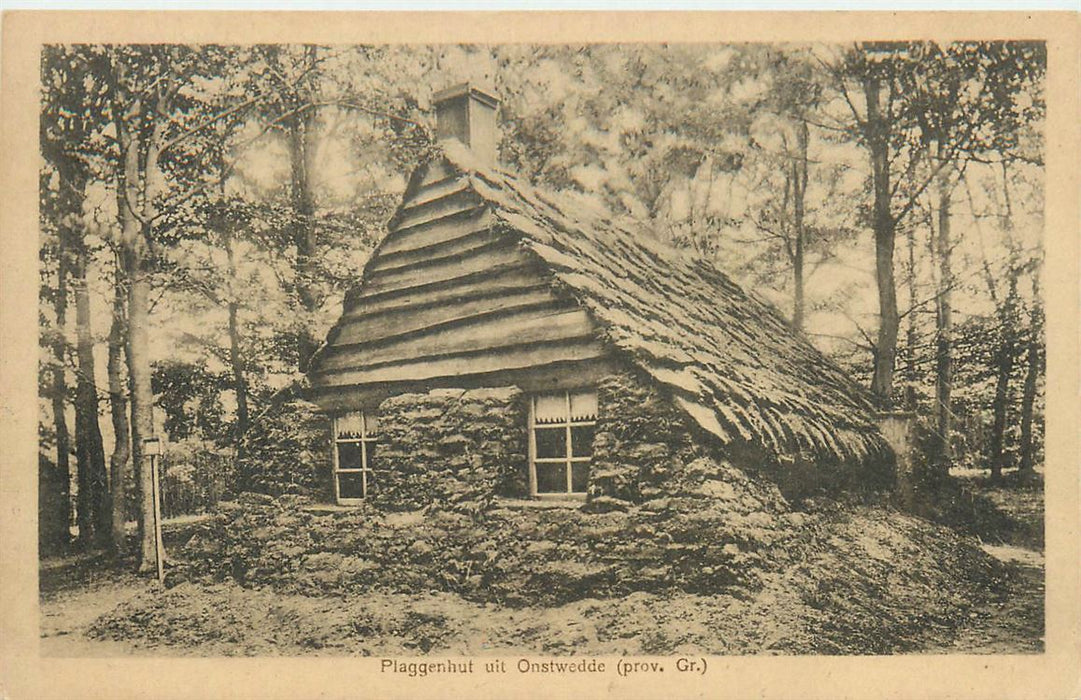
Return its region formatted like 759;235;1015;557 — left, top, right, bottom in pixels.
434;142;887;462
307;151;608;407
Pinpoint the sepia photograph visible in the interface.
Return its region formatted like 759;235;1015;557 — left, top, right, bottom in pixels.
3;10;1080;700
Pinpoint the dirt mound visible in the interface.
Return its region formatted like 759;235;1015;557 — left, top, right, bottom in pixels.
87;504;1026;655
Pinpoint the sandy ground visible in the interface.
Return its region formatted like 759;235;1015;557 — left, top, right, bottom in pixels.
920;545;1044;654
39;523;1045;657
39;519;209;657
39;470;1045;657
40;558;153;657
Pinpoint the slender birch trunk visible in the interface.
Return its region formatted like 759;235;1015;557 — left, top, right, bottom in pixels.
932;148;954;475
288;111;318;370
49;226;72;552
216;148;250;487
288;44;321;372
112;73;166;572
904;228;919;411
108;249;131;552
864;75;899;406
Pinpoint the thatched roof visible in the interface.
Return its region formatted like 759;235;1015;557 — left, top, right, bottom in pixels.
432;141;887;462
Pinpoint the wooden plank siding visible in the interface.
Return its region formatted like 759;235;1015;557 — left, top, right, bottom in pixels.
309;156;609;397
371;225;502;273
388;192;484;237
360;239;525;297
310;356;618;413
334;285;562;346
319;307;597;372
378;209;492;257
341;268;550;319
394;174;470;211
311;338;607;389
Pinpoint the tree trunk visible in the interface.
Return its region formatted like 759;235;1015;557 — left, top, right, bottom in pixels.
989;347;1013;483
126;246;158;572
50;227;72;551
932;152;954;475
288;110;319;371
288;45;321;372
219;148;251;486
1018;270;1042;477
904;227;919;411
864;75;899;406
989;274;1019;482
791;118;808;331
108;250;131;552
73;240;109;550
227;236;250;466
113;83;163;573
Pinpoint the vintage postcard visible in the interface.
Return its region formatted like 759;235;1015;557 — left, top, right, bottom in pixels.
1;9;1079;700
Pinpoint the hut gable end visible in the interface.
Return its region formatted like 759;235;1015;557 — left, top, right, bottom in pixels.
309;156;608;405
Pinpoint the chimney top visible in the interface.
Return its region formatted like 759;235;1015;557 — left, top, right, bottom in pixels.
432;82;498;108
432;82;499;167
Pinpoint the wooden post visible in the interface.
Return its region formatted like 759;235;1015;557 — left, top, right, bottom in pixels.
144;437;165;583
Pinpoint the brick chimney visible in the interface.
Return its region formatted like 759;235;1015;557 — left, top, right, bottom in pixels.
432;83;499;167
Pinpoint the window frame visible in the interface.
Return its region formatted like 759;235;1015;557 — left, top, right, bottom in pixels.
527;389;596;500
332;411;378;505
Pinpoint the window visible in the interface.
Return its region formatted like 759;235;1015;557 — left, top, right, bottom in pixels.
529;390;597;498
333;411;379;504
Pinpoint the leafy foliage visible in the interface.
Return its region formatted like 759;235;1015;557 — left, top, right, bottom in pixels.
236;396;331;498
38;41;1047;529
152;360;231;443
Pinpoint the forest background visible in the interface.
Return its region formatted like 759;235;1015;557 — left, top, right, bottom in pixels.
37;42;1045;572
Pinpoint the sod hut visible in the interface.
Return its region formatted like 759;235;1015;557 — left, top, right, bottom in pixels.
306;83;891;509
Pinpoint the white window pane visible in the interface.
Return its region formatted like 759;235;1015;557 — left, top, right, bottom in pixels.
534;394;567;424
336;411;364;439
569;391;598;421
363;413;380;436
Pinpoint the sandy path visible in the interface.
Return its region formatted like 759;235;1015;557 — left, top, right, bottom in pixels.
920;544;1044;654
40;556;154;657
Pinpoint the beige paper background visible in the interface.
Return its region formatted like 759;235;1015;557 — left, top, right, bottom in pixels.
2;10;1078;700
